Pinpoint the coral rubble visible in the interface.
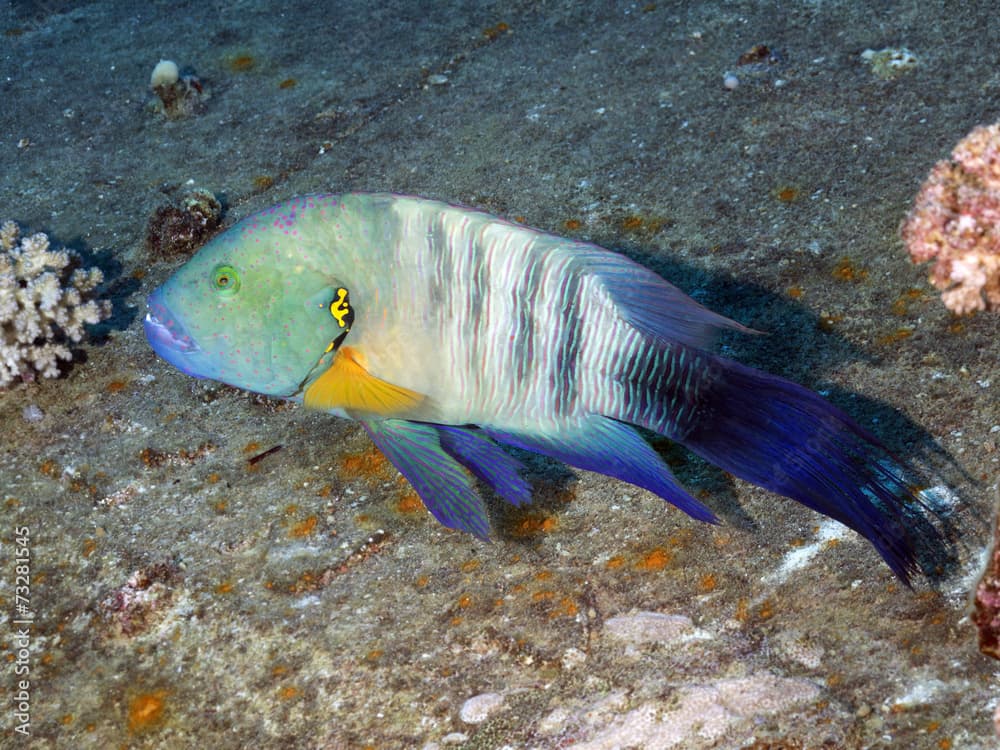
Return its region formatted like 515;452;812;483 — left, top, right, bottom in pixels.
149;58;206;118
0;220;111;386
145;188;222;258
902;122;1000;314
973;495;1000;661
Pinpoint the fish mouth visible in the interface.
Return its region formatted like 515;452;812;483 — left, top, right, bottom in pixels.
144;289;206;377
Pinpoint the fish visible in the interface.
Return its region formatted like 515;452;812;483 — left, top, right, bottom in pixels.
144;192;940;584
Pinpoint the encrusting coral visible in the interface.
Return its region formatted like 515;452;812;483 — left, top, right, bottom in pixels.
0;220;111;386
902;122;1000;314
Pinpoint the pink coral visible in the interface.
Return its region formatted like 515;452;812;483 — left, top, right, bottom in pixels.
902;122;1000;314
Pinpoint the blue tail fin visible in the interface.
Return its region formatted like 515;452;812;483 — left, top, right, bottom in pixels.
631;351;935;584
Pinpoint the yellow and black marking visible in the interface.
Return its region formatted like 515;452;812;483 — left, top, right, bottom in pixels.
324;287;354;354
331;287;354;329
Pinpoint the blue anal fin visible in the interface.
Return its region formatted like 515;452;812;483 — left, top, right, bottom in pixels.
485;417;718;524
362;419;491;539
435;425;533;507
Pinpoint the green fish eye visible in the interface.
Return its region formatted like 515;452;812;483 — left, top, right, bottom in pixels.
212;265;241;294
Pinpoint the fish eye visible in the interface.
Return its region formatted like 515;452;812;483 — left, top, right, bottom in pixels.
212;264;241;294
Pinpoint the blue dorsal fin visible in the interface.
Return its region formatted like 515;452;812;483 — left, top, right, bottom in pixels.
362;419;491;538
574;246;757;347
485;416;718;524
435;425;533;507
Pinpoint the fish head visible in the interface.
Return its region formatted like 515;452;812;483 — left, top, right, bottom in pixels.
144;217;352;398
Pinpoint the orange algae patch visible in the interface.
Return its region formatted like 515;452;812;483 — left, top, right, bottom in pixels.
215;580;234;595
549;596;579;618
563;218;582;231
278;686;299;700
396;492;424;513
278;78;297;89
127;690;168;733
229;54;255;72
482;22;510;40
605;555;625;570
831;257;869;282
461;559;481;573
698;573;717;592
457;594;473;608
635;547;672;571
734;597;750;622
338;449;390;478
509;513;558;537
82;538;97;557
289;515;318;538
786;285;804;299
774;185;800;202
877;328;914;346
621;215;644;231
106;379;127;393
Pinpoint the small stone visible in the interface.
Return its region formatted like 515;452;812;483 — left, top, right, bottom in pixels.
459;692;505;724
861;47;918;80
561;646;587;670
603;611;696;646
537;706;571;735
427;74;449;86
22;404;44;422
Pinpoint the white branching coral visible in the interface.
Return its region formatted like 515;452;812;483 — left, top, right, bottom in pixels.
0;220;111;386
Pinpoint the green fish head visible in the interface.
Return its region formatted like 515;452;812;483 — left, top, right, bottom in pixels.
144;212;351;398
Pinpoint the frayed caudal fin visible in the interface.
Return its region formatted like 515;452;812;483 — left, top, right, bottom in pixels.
673;355;939;584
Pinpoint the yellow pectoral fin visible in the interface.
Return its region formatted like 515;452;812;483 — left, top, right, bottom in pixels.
303;346;425;417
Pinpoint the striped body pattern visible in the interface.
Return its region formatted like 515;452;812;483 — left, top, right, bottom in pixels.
145;193;942;583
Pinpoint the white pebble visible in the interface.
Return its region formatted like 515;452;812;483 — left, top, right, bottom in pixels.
561;646;587;670
603;611;697;645
723;72;740;90
459;692;505;724
150;59;179;88
22;404;44;422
